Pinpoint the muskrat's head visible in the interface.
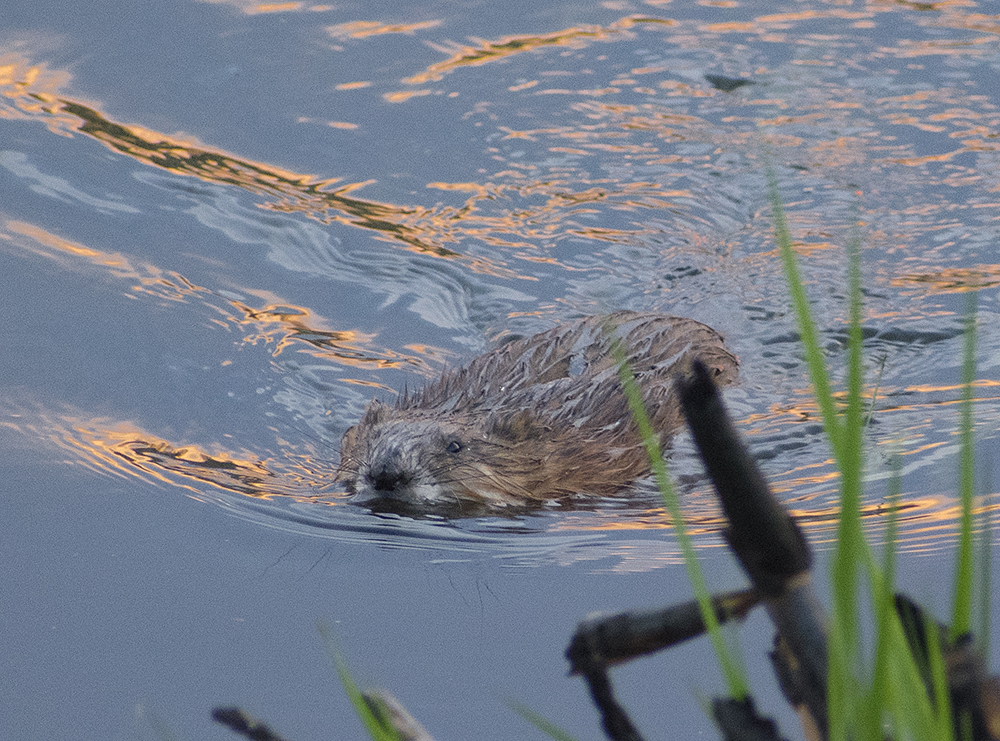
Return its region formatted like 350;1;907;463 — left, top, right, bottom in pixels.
336;401;585;509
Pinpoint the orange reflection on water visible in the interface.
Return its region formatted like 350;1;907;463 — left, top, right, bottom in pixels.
882;35;998;59
6;220;125;267
193;1;337;14
944;14;1000;35
327;20;442;40
234;298;426;369
550;504;729;539
886;114;948;133
6;389;996;555
403;15;676;85
46;402;1000;556
51;101;541;279
906;380;1000;394
382;89;433;104
13;20;992;291
1;58;536;275
0;56;78;133
255;3;302;12
21;407;335;503
5;219;212;303
893;265;1000;293
0;219;429;372
742;383;1000;443
548;483;994;556
892;149;969;166
770;469;841;496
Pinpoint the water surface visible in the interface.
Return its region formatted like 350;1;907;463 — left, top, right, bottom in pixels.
2;1;999;739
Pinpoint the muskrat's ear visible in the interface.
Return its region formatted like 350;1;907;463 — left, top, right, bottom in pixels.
490;409;543;443
337;425;359;479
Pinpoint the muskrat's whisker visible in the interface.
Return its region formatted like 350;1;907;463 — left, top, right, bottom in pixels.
435;460;554;503
273;416;343;454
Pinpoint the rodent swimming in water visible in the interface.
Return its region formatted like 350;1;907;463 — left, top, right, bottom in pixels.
337;311;738;509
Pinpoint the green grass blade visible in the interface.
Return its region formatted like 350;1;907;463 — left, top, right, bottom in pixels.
508;700;582;741
834;216;868;645
841;226;866;510
925;615;957;741
872;467;902;703
975;460;993;658
766;165;862;741
766;166;976;741
318;623;401;741
611;336;749;701
765;162;842;453
835;213;870;686
951;292;978;641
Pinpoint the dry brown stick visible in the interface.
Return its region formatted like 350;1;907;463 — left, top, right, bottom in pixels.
677;360;829;739
712;696;791;741
566;588;761;741
894;595;1000;741
567;589;761;672
578;662;646;741
212;707;291;741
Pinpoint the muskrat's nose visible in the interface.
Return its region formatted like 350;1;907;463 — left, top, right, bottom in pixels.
367;464;410;494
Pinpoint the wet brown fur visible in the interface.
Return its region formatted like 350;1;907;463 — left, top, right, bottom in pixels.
337;311;738;508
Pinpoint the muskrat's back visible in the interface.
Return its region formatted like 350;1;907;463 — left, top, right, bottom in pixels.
337;311;738;509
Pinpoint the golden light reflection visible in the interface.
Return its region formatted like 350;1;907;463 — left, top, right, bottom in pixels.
3;55;670;278
755;10;872;26
6;385;996;556
334;81;371;90
403;16;676;85
741;384;1000;432
546;485;999;556
3;401;336;504
893;265;1000;293
0;218;430;372
880;36;998;59
3;6;999;555
6;16;991;290
944;15;1000;35
892;149;969;166
256;2;303;11
234;300;431;369
0;56;78;134
383;89;433;103
906;380;1000;395
327;20;442;40
193;0;337;14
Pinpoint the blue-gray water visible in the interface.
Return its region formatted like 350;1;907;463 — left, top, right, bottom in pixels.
2;1;999;739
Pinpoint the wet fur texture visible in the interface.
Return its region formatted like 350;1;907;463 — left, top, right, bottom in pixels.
337;311;738;509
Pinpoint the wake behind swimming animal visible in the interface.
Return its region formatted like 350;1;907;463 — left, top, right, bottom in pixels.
336;311;738;509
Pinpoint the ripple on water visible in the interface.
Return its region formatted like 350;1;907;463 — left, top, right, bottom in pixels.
0;1;998;564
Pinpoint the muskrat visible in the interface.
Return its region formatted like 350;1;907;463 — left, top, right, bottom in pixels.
337;311;738;510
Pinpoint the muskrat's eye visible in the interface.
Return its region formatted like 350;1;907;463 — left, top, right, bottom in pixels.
445;440;463;454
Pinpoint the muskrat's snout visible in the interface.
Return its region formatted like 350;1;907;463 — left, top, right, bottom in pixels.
342;449;421;501
338;416;461;504
365;461;412;495
342;440;418;500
